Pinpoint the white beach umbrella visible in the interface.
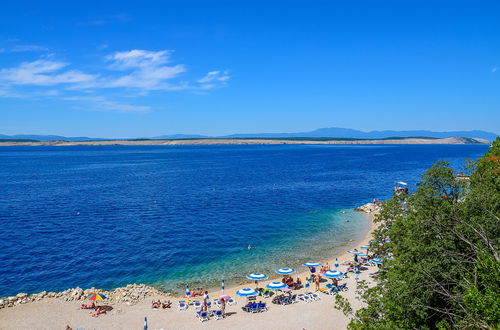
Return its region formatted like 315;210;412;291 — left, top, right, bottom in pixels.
236;288;258;297
266;281;287;290
302;262;321;267
324;270;344;279
275;268;296;275
246;273;268;288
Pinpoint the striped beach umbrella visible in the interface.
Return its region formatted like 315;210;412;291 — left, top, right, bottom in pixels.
266;281;287;290
275;268;296;275
246;273;268;288
87;293;107;301
221;280;225;293
348;250;361;254
302;262;321;267
360;245;370;249
324;270;344;279
334;258;339;269
144;316;148;330
236;288;258;297
358;253;368;258
185;285;190;297
372;258;383;264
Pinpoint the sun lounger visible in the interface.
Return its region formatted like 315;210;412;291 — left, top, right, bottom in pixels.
297;294;311;303
290;294;298;303
212;299;221;308
307;292;320;301
227;298;236;305
213;310;224;320
193;301;202;310
258;302;268;312
197;311;209;322
178;301;188;311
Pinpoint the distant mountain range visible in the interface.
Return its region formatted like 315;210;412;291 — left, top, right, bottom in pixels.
1;128;498;142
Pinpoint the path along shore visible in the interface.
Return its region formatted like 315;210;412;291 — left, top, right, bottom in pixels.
0;204;381;330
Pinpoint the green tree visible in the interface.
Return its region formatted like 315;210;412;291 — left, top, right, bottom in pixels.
340;138;500;329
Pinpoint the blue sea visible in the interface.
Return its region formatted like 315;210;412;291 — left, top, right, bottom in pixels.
0;144;488;297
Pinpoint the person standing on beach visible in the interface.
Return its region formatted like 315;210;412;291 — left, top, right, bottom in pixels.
315;275;320;291
221;298;226;316
203;291;209;311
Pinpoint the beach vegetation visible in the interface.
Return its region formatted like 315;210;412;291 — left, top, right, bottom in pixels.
338;138;500;329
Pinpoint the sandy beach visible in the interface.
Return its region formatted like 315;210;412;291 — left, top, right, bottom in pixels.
0;211;378;330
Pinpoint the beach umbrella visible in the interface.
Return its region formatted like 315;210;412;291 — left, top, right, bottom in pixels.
87;293;107;301
302;262;321;267
348;250;361;254
360;245;370;250
275;268;296;275
246;273;268;288
358;253;368;258
334;258;339;269
221;279;225;293
185;285;190;297
324;270;344;279
372;258;383;264
266;281;287;290
144;316;148;330
236;288;258;297
219;294;231;303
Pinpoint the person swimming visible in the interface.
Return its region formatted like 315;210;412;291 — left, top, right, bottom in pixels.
248;244;252;250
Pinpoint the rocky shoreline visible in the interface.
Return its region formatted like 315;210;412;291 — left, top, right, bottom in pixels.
0;284;171;309
355;202;382;214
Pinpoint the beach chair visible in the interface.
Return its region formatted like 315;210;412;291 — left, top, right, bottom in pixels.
193;301;202;310
338;283;348;292
212;299;221;308
213;310;224;320
280;296;290;305
307;292;320;301
258;302;268;312
197;311;209;322
250;303;260;313
178;301;188;311
227;298;236;306
290;294;299;303
297;294;311;303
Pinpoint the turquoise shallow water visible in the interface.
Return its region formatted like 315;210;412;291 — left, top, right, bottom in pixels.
0;144;488;296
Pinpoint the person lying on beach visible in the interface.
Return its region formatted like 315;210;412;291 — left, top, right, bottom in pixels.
162;300;172;309
80;302;96;309
90;306;106;317
190;289;196;297
198;288;204;296
151;300;161;309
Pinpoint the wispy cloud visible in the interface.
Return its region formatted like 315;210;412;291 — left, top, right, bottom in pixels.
492;67;498;73
10;44;49;52
0;49;230;112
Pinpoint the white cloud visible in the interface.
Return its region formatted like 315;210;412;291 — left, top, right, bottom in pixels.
198;70;230;84
10;45;49;52
0;59;97;85
492;67;498;73
0;49;230;112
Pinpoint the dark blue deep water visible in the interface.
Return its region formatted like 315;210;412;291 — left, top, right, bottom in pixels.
0;144;488;296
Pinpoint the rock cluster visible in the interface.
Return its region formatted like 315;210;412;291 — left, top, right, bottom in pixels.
0;284;170;309
355;202;382;214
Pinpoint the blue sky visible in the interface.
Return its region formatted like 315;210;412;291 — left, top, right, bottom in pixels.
0;0;499;137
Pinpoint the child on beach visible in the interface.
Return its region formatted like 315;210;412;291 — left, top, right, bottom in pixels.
203;291;209;311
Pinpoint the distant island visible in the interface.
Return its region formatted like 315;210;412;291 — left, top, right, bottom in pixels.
0;136;490;146
0;127;498;143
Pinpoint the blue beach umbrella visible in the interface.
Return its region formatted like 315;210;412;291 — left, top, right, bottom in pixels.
324;270;344;279
334;258;339;269
236;288;258;297
372;258;383;264
302;262;321;267
266;281;287;290
246;273;268;288
348;250;361;254
358;253;368;258
275;268;296;275
360;245;370;250
221;280;225;293
185;285;190;297
246;273;268;281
